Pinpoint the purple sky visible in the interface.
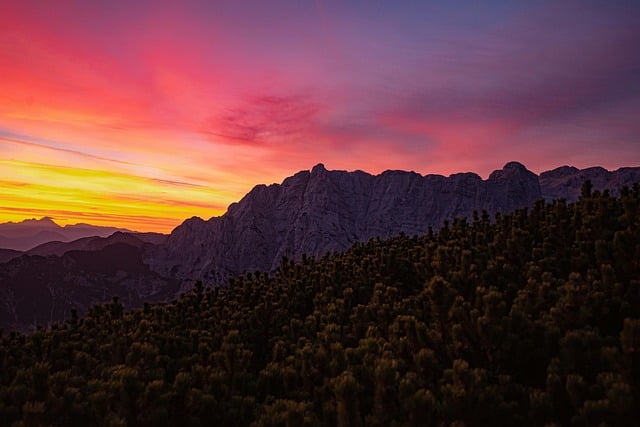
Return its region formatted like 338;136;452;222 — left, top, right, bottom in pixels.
1;1;639;230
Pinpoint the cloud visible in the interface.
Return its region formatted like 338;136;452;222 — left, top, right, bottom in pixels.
0;130;137;167
0;206;181;231
0;160;231;232
205;95;320;145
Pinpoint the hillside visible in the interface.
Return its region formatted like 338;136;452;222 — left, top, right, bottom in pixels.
27;232;168;257
0;243;179;331
1;183;638;426
0;249;22;264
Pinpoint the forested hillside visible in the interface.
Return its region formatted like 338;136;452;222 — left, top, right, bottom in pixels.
1;182;639;426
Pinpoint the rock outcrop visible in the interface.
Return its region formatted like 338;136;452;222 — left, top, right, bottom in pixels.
539;166;640;201
147;162;640;286
146;162;556;285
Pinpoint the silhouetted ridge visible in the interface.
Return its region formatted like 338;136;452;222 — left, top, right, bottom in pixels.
145;162;640;286
0;217;130;251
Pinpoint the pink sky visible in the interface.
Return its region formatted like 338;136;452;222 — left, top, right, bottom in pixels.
1;1;639;231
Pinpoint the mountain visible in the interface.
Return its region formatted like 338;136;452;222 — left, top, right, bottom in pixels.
2;161;638;330
145;162;640;286
0;248;22;264
539;165;640;201
0;242;179;331
2;187;638;426
27;231;168;257
0;217;131;251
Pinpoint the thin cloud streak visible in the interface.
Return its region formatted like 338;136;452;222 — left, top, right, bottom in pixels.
0;134;137;167
0;206;181;231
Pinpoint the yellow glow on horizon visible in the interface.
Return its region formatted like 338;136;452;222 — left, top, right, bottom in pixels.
0;160;232;232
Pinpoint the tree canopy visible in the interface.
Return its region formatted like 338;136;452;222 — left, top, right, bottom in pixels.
1;182;639;426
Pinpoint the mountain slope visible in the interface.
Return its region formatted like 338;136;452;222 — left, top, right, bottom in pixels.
27;231;168;257
1;187;638;426
147;162;640;285
2;161;637;329
539;165;640;201
0;249;22;264
0;243;179;331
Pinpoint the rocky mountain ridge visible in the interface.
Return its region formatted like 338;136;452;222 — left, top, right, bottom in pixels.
2;161;639;330
146;162;640;286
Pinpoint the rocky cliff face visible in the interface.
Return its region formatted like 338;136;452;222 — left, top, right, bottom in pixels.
539;166;640;201
146;162;553;285
146;162;640;286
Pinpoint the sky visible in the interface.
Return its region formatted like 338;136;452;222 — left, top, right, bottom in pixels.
1;1;639;232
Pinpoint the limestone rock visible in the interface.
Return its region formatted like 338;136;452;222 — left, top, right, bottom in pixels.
147;162;580;285
539;165;640;201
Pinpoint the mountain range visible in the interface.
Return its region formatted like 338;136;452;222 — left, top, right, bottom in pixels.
0;242;179;330
145;162;640;287
0;217;130;251
1;161;639;330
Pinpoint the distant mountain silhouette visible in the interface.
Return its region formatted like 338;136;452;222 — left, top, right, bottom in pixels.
540;165;640;201
27;231;168;257
0;248;22;264
0;242;179;331
145;162;640;287
0;217;131;251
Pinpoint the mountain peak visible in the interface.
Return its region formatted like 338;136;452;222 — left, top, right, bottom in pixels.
488;161;535;181
28;216;55;223
7;217;60;228
503;161;527;171
311;163;327;175
540;165;580;178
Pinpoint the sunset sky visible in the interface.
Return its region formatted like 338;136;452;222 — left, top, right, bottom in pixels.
1;1;639;232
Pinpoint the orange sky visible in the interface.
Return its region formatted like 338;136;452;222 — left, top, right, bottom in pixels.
2;2;639;232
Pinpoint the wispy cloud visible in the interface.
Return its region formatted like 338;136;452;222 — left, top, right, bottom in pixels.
0;160;229;231
0;131;136;167
0;206;181;231
205;95;320;145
